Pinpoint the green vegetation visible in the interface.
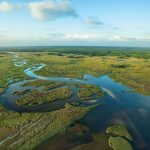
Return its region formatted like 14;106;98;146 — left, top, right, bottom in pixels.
106;124;133;141
108;136;133;150
0;88;4;95
16;87;73;106
21;79;64;88
18;52;150;95
43;82;64;91
3;46;150;59
110;63;130;68
12;89;30;96
0;49;149;150
0;104;99;150
76;84;103;100
106;124;133;150
0;52;28;94
2;52;147;98
71;124;133;150
21;79;49;87
21;79;65;91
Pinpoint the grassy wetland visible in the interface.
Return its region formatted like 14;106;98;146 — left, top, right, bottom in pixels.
0;47;150;150
18;50;150;95
16;87;73;106
0;103;98;150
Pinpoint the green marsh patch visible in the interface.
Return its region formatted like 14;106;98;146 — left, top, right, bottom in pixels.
106;124;133;150
16;87;73;106
106;124;133;141
0;104;99;150
76;84;103;100
108;136;133;150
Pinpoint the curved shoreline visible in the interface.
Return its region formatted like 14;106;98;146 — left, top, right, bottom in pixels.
0;53;105;112
1;52;150;113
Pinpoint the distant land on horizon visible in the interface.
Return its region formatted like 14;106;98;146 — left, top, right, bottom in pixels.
0;46;150;51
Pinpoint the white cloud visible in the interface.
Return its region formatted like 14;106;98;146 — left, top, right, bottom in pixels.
84;17;104;26
0;0;77;21
47;33;98;41
0;1;24;12
108;35;137;41
65;34;92;40
28;0;77;21
108;35;125;41
107;35;150;42
0;1;12;12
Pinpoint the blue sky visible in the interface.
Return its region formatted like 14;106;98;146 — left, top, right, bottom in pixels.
0;0;150;47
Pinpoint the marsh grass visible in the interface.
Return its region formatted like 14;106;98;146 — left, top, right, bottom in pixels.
106;124;133;150
19;52;150;95
0;104;99;150
108;136;133;150
0;53;28;93
12;89;30;96
75;84;103;100
0;52;148;95
106;124;132;141
16;87;73;106
0;51;149;150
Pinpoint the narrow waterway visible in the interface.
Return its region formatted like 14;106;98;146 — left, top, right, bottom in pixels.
0;53;150;150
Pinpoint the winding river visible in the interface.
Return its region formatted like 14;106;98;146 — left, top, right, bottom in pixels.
0;53;150;150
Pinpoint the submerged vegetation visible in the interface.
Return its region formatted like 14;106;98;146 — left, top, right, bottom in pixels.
72;133;111;150
72;124;134;150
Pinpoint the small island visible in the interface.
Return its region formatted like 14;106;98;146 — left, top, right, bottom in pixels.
16;87;73;106
106;124;133;150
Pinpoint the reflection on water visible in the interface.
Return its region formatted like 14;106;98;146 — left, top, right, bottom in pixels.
79;76;150;150
0;53;150;150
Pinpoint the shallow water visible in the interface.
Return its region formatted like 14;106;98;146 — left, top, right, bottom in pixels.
0;53;150;149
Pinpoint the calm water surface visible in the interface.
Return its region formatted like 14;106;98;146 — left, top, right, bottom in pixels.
0;53;150;150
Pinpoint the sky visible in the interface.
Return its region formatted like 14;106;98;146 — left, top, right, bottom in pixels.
0;0;150;47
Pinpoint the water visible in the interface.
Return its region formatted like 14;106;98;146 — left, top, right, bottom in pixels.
0;53;150;149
